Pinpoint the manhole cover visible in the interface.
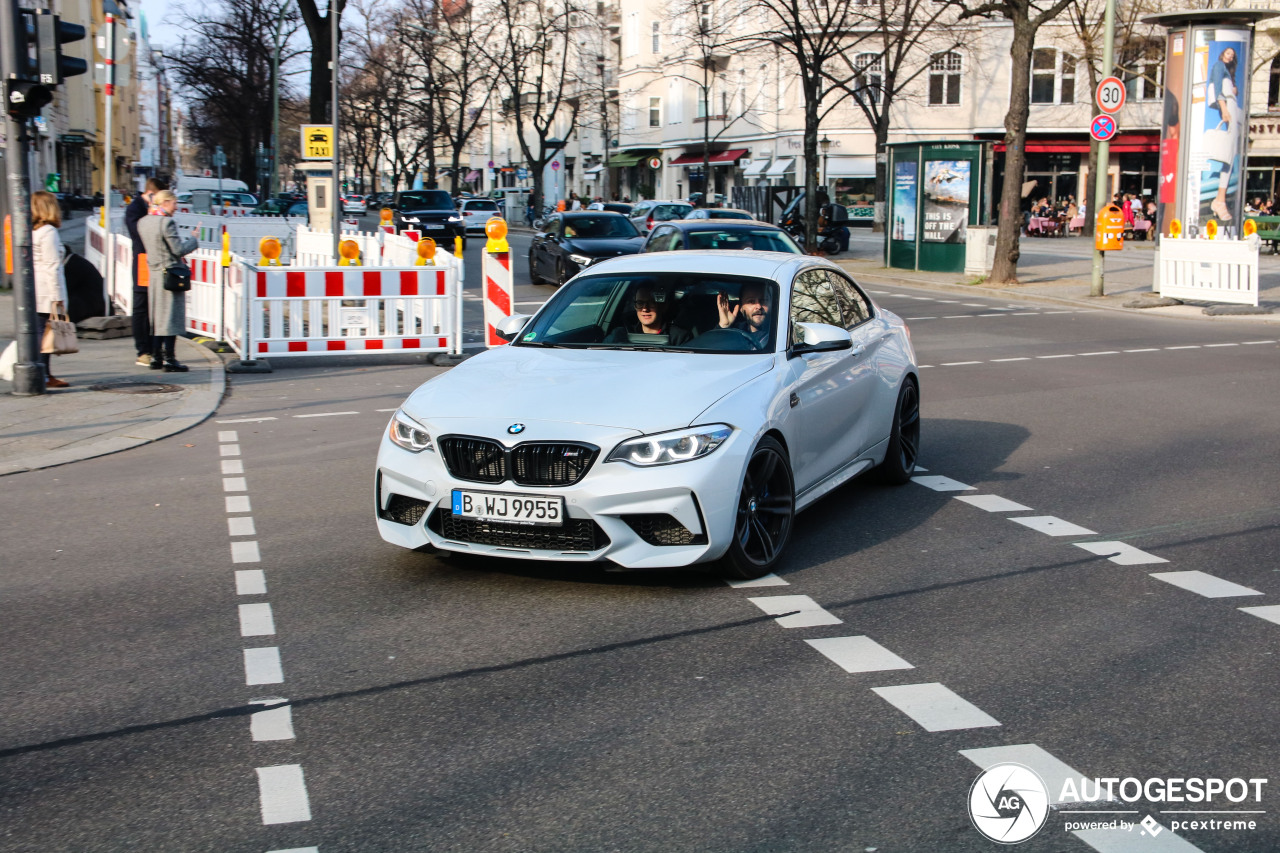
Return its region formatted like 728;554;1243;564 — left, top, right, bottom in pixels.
88;381;185;394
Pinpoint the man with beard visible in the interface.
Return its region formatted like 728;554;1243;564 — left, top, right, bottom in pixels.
716;281;773;350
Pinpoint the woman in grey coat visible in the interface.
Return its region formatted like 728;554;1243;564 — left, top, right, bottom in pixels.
138;189;199;371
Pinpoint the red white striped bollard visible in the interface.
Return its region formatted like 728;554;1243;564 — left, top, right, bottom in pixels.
482;219;513;347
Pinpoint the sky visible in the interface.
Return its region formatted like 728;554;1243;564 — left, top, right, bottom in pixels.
136;0;185;51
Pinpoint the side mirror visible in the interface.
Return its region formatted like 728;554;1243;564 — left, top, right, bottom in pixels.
495;313;533;342
790;322;852;356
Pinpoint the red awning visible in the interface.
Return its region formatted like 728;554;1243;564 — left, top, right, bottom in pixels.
669;148;749;166
991;133;1160;154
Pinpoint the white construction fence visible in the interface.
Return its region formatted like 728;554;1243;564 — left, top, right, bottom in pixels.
1157;237;1260;307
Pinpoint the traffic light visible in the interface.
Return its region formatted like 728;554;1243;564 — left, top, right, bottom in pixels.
5;80;51;119
34;11;86;85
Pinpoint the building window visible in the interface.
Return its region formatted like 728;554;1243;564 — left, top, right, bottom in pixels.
668;78;683;123
1123;40;1164;101
929;52;961;105
1270;55;1280;110
854;53;882;105
624;12;639;57
1031;48;1076;105
649;97;662;127
651;21;660;53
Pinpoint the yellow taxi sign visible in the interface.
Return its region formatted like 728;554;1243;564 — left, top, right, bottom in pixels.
301;125;334;160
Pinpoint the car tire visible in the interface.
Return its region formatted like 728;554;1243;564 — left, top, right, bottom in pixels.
720;436;795;580
528;249;544;284
877;377;920;485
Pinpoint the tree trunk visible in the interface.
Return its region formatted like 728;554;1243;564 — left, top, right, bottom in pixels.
991;20;1035;284
873;112;890;234
803;80;821;252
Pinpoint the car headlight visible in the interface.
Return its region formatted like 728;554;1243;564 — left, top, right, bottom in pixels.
568;253;593;266
402;216;420;223
448;215;463;223
387;409;434;453
607;424;732;466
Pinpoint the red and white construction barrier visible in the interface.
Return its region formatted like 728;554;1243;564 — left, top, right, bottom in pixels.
482;249;513;348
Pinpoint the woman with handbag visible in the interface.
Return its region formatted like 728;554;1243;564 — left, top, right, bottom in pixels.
32;190;70;388
137;189;198;372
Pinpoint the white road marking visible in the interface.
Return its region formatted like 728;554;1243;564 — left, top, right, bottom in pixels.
223;477;248;492
1010;312;1039;316
1239;605;1280;625
935;299;960;303
871;683;1000;731
226;495;252;513
1149;571;1263;599
228;517;257;537
1165;345;1201;350
255;764;311;824
376;408;399;412
239;603;276;637
906;317;937;321
244;647;284;685
217;417;278;423
941;360;983;366
962;303;986;307
219;444;241;457
747;595;842;628
1074;541;1169;565
1079;351;1119;356
1009;516;1097;536
805;636;914;673
1075;823;1206;852
955;494;1033;512
293;411;359;418
991;357;1030;362
725;573;789;588
912;475;975;491
266;849;319;853
249;699;293;740
1203;343;1239;348
236;570;267;595
942;316;971;320
1036;354;1074;359
1124;348;1160;353
960;744;1089;805
232;541;262;563
1242;340;1277;345
221;460;244;475
218;430;238;442
979;313;1005;317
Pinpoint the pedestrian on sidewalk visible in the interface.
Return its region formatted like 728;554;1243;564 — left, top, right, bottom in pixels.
31;191;70;388
125;177;167;366
138;190;198;373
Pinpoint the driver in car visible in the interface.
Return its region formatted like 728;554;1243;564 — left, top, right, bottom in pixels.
716;282;772;348
607;286;691;344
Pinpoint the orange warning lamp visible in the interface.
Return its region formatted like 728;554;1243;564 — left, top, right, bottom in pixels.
485;217;509;253
338;239;361;266
258;236;282;266
1094;203;1125;251
380;207;393;225
1169;218;1182;238
1244;218;1258;238
416;237;436;266
1204;219;1219;240
555;199;566;212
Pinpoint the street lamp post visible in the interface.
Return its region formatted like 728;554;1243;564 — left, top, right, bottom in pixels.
269;11;287;200
330;0;340;262
820;135;832;193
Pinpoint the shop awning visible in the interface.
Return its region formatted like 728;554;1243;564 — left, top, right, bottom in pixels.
606;149;658;167
991;133;1160;154
742;159;770;177
669;148;748;166
825;156;876;178
765;158;795;177
583;164;604;178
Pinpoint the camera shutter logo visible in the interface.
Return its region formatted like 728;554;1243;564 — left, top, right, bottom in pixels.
968;763;1050;844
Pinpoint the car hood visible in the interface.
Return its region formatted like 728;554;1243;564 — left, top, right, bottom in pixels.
402;346;773;433
564;237;645;258
400;208;457;218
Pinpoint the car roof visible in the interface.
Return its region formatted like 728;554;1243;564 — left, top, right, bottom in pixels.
659;220;785;232
578;249;826;281
562;210;628;218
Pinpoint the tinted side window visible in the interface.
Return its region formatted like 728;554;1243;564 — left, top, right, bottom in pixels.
646;226;672;251
826;271;873;328
789;270;843;343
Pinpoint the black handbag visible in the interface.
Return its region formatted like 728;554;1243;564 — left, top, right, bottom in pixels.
164;263;191;292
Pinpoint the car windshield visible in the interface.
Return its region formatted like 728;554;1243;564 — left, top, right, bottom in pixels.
398;190;454;210
654;204;693;221
710;210;752;220
563;216;640;238
467;200;500;211
683;228;803;253
515;272;778;354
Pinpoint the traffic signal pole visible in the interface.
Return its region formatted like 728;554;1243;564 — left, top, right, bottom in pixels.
1089;0;1117;298
2;0;44;395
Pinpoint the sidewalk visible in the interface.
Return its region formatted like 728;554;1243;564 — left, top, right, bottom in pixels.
0;292;225;476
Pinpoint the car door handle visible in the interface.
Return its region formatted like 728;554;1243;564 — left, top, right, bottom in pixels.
789;392;799;408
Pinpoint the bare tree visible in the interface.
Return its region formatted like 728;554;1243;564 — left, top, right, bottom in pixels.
952;0;1075;283
478;0;583;214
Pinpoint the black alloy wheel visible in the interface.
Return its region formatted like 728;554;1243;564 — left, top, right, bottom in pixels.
721;436;794;579
528;248;544;284
878;377;920;484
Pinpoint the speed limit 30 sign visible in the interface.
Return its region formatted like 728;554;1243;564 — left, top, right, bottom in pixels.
1096;76;1126;114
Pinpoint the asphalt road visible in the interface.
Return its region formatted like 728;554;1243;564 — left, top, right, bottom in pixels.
2;279;1279;852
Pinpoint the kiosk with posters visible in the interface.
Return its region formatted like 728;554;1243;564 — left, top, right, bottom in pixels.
884;141;992;273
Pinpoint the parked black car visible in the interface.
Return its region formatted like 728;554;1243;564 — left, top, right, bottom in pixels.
641;220;803;254
528;212;645;286
252;198;308;217
389;189;467;247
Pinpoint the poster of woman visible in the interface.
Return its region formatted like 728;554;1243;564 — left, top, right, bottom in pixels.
1186;30;1251;229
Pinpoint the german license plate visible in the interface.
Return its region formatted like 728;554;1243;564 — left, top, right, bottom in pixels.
423;223;445;230
451;490;564;526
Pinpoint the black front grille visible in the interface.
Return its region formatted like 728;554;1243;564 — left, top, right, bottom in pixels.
438;435;598;487
380;493;431;525
511;443;599;486
439;436;506;483
622;514;708;546
429;508;609;552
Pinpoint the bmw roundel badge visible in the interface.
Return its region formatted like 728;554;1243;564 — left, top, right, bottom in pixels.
507;423;526;435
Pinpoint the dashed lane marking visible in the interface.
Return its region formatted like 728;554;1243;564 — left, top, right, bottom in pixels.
747;594;842;628
1073;541;1169;565
216;417;278;424
228;517;256;537
218;430;238;442
231;541;262;563
1149;571;1264;599
255;765;312;824
266;848;319;853
249;700;295;742
871;682;1001;731
1079;351;1120;356
941;360;983;366
1009;516;1097;537
223;477;248;492
220;444;241;457
955;494;1033;512
226;495;251;513
960;744;1089;805
221;460;244;475
239;603;276;637
724;573;789;588
235;570;267;595
244;647;285;685
1238;605;1280;625
911;475;975;492
1123;348;1160;353
294;411;359;418
990;357;1030;362
805;636;915;673
1076;824;1206;852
